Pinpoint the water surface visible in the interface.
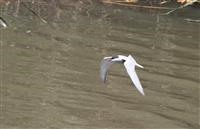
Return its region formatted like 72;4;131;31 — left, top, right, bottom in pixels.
1;3;199;129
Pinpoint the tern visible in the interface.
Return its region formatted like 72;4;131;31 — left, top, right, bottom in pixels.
100;55;145;95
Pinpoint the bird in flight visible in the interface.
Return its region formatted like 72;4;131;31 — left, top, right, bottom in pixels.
100;55;145;96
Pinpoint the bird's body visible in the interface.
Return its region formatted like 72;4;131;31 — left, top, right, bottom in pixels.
100;55;145;95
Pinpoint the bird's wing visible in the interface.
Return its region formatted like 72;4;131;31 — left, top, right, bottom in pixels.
100;57;113;83
124;57;145;95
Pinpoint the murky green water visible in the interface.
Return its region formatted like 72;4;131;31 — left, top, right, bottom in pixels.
0;2;199;129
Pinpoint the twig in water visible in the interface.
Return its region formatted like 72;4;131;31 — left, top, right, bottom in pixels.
184;18;200;23
162;0;198;15
13;0;20;17
101;0;175;10
21;2;47;23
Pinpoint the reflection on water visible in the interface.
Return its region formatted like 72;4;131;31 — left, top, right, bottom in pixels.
1;2;199;129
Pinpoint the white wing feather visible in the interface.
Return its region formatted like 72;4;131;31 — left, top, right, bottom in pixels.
124;56;145;95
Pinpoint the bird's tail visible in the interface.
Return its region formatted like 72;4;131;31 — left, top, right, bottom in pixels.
136;63;144;68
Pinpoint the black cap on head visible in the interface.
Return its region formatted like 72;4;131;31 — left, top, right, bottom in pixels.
111;55;118;59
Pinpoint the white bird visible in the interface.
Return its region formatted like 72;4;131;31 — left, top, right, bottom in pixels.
100;55;145;96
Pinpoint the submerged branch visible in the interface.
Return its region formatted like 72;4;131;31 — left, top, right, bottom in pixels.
184;18;200;23
21;2;47;23
162;0;198;15
101;0;175;10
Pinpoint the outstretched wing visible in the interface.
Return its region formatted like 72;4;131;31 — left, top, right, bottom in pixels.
124;56;145;95
100;57;113;83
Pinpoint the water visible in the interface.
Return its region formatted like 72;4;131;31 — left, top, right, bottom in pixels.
0;2;199;129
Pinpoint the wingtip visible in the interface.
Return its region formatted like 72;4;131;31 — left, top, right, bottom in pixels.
101;80;107;85
138;88;145;95
100;76;107;84
102;79;107;84
140;90;145;96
